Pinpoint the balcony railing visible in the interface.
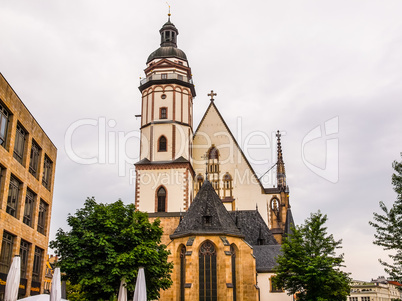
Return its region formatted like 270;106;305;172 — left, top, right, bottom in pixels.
140;73;193;86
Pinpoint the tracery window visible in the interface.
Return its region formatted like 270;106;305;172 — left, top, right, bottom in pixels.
195;174;204;193
199;241;217;301
180;245;186;301
223;173;233;198
207;146;220;197
157;186;166;212
158;136;167;152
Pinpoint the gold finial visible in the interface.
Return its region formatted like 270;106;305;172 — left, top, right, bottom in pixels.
208;90;217;101
166;2;171;20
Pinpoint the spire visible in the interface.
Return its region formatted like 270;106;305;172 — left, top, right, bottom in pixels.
167;2;171;22
276;130;286;190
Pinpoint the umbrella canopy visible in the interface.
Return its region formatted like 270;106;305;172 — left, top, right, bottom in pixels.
5;255;21;301
17;295;68;301
117;279;127;301
133;268;146;301
50;268;61;301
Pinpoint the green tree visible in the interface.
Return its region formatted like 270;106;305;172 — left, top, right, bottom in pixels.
273;211;351;301
50;198;173;301
65;280;86;301
370;155;402;283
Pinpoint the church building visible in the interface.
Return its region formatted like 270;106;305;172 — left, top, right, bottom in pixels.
135;14;294;301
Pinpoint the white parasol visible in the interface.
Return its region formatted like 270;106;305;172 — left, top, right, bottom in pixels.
117;279;127;301
133;268;146;301
4;255;21;301
49;268;61;301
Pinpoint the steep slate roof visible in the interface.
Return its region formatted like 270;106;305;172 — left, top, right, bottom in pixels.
229;210;278;246
253;245;282;273
171;180;244;239
284;208;295;236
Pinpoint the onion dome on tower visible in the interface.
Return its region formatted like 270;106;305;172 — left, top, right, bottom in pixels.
139;13;195;97
146;15;188;64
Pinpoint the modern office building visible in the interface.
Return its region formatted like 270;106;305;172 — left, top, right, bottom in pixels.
0;73;57;300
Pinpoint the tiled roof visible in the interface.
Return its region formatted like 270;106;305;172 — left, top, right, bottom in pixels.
229;210;278;246
284;208;295;236
253;245;282;273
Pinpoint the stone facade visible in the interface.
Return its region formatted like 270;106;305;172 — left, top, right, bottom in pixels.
0;73;57;299
161;235;258;301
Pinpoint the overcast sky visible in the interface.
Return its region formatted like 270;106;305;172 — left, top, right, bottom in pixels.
1;0;402;282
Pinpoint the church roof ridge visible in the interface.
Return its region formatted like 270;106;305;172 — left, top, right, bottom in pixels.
170;179;244;239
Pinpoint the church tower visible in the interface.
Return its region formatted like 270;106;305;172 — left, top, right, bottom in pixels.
135;14;196;213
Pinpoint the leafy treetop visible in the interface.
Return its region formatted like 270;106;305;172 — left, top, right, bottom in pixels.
370;154;402;283
273;211;351;301
50;198;173;301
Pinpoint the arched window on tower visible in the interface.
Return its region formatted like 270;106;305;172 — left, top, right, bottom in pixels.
157;187;166;212
195;174;204;194
223;173;233;199
158;136;167;152
180;245;186;301
207;146;220;197
199;241;217;301
231;244;237;301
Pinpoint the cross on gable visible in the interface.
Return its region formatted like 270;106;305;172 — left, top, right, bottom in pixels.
208;90;217;101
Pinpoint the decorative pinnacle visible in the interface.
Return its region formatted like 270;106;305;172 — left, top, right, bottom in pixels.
201;153;209;179
276;130;283;163
276;130;286;188
208;90;217;101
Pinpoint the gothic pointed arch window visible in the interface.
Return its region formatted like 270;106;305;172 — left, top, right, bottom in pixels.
231;244;237;301
180;245;186;301
207;146;220;197
223;173;233;198
158;135;167;152
195;173;204;194
199;241;217;301
156;186;166;212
